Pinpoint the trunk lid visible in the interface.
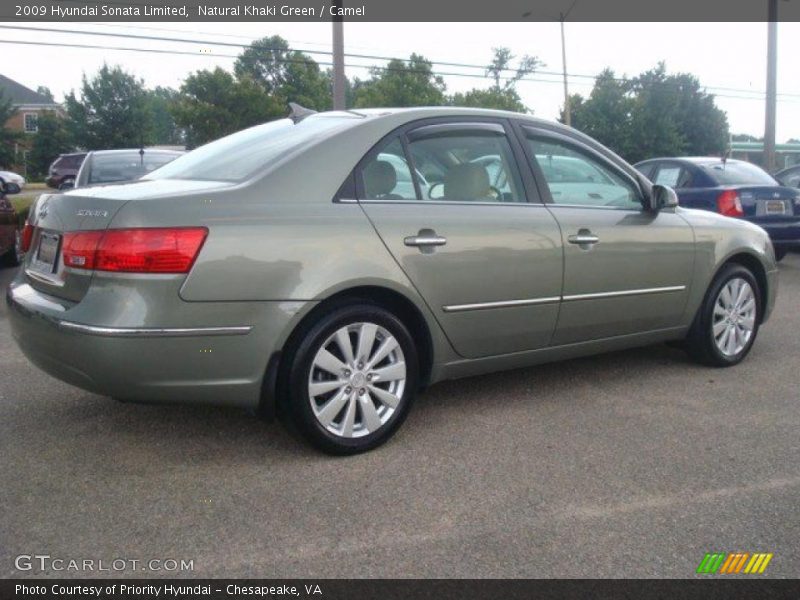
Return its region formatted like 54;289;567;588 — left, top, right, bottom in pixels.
735;185;799;220
23;179;231;302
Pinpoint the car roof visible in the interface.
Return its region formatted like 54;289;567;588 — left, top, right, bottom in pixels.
86;148;184;156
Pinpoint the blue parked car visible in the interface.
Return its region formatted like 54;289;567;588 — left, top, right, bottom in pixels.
635;157;799;261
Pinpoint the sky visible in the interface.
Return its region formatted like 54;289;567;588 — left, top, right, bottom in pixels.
2;21;799;141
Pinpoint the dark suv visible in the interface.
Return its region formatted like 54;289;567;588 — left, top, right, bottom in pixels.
45;153;87;190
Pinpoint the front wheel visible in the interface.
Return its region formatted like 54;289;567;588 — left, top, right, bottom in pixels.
283;303;419;454
686;264;761;367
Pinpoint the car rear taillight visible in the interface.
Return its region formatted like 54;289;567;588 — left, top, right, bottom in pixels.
20;222;34;253
63;227;208;273
717;190;744;217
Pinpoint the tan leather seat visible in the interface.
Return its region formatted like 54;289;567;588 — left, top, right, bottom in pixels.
443;163;492;200
363;160;402;199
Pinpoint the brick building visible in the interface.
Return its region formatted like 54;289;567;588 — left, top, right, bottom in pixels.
0;74;63;171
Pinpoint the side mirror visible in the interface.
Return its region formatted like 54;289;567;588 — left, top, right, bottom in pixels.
648;184;679;212
2;181;21;195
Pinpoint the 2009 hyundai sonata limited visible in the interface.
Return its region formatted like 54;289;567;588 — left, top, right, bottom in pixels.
7;107;778;454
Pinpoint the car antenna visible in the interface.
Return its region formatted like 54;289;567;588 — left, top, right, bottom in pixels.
288;102;317;124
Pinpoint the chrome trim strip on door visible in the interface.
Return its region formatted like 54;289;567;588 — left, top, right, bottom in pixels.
442;286;686;312
57;322;253;338
561;285;686;302
442;297;561;313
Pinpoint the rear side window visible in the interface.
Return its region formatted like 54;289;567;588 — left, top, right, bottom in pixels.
654;165;693;188
406;126;525;203
360;139;418;200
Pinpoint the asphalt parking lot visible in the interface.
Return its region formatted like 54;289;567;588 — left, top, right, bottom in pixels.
1;258;798;579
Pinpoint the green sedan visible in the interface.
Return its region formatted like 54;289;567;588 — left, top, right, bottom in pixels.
7;107;778;454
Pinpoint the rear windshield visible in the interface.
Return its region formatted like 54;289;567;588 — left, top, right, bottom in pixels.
703;162;777;186
89;152;180;184
56;154;86;169
145;116;357;183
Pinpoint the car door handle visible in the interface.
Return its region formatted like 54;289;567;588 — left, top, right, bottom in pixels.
568;232;600;245
404;234;447;247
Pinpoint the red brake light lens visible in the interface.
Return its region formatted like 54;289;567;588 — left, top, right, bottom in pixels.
717;190;744;217
20;222;35;253
63;227;208;273
62;230;104;269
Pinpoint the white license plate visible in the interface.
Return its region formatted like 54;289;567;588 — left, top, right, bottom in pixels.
35;232;60;271
765;200;786;215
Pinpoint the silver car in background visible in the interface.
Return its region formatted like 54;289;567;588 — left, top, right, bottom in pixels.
7;107;778;454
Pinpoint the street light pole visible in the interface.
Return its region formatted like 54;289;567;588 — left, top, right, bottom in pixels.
332;0;346;111
560;15;570;126
764;0;778;172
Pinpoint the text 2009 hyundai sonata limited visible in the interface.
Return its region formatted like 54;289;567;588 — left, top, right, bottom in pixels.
7;107;778;454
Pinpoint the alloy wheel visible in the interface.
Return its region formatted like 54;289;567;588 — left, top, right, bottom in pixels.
712;277;756;357
308;322;406;438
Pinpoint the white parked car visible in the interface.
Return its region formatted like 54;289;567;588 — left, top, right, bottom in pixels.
0;170;26;189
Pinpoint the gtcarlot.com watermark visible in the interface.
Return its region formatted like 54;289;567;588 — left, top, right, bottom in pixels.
14;554;194;573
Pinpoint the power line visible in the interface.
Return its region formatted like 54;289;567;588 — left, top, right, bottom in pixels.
0;23;793;100
0;34;794;105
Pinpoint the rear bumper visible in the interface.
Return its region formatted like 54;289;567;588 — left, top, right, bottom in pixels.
6;277;307;408
754;220;800;246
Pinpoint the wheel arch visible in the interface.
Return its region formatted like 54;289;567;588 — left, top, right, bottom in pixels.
716;251;769;323
259;283;436;420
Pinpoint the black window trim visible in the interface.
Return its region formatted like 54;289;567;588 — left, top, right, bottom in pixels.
335;116;544;206
514;124;647;211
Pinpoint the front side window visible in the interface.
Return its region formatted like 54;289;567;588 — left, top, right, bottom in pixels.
527;137;641;209
406;128;524;203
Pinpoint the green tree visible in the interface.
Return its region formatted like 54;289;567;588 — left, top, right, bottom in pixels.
567;63;729;163
171;67;283;148
567;69;634;158
235;35;331;110
0;89;18;168
353;54;446;108
27;111;73;179
145;87;183;145
36;86;54;102
450;47;541;112
234;35;292;94
65;64;150;150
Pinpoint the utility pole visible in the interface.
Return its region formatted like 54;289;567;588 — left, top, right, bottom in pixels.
560;15;570;126
764;0;778;172
332;0;346;110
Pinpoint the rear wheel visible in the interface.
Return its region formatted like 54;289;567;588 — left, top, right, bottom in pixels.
2;229;20;267
686;264;761;367
283;303;418;454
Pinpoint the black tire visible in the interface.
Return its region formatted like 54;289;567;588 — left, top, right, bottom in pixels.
774;247;788;262
58;179;74;191
281;303;419;455
2;229;20;267
686;263;761;367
